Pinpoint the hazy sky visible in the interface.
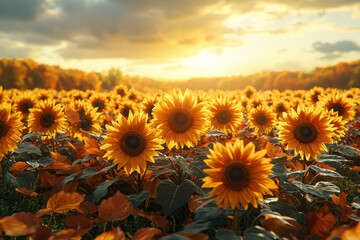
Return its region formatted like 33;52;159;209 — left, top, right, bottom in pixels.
1;0;360;80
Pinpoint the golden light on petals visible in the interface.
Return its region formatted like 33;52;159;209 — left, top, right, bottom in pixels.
278;105;335;160
152;89;210;149
101;111;163;174
202;139;277;210
247;104;277;134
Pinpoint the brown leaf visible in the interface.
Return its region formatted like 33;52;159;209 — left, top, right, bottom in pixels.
94;227;126;240
28;225;52;240
9;162;28;175
133;227;162;240
266;141;287;159
49;228;89;240
62;215;92;230
99;191;132;221
263;215;302;239
306;209;337;238
0;212;43;237
65;106;80;124
188;195;204;213
47;191;85;214
16;187;38;197
76;201;98;215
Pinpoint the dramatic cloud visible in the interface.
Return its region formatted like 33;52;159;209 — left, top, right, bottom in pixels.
313;40;360;59
0;0;46;21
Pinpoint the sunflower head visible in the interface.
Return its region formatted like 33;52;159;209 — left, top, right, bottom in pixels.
247;104;277;134
209;96;243;134
305;86;324;106
152;89;210;149
139;96;158;121
202;139;277;210
119;101;138;118
272;101;291;119
101;111;163;174
318;91;355;122
0;104;23;156
243;86;257;99
278;105;335;160
13;93;38;120
89;94;108;113
327;109;347;142
28;100;66;136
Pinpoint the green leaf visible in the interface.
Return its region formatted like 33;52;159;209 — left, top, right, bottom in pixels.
177;222;210;235
310;165;343;178
195;202;228;228
156;179;196;216
126;191;150;208
160;234;189;240
21;133;50;142
86;176;119;204
291;180;340;200
351;197;360;209
4;172;35;189
72;154;98;165
216;229;240;240
150;168;176;178
206;130;228;137
339;146;358;159
14;142;41;156
260;208;295;226
244;226;281;240
270;163;305;181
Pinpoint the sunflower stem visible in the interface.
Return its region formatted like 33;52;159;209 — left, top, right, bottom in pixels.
233;207;240;235
137;173;142;192
302;157;307;183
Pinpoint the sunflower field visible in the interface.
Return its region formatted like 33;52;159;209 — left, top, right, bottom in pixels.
0;85;359;240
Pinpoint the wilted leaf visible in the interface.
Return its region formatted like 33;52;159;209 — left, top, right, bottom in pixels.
266;142;287;159
206;130;228;137
182;233;209;240
9;162;28;174
65;106;80;124
47;191;85;214
94;227;126;240
133;227;162;240
188;195;204;213
306;210;337;238
156;179;196;216
99;191;132;221
49;228;89;240
62;214;92;230
0;212;43;237
16;187;38;197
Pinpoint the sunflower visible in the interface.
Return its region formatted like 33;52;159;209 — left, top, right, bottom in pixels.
202;139;277;210
67;101;102;141
272;101;291;119
28;100;67;136
327;109;347;142
89;94;109;113
305;86;324;106
139;96;158;121
152;89;210;149
13;93;38;121
101;111;163;174
318;91;356;122
277;106;335;160
247;104;277;134
118;101;138;118
0;104;23;157
112;84;128;97
209;96;243;134
243;86;257;99
246;96;265;111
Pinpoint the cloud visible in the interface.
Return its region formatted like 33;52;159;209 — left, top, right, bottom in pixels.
0;40;33;58
313;40;360;53
0;0;360;61
0;0;46;21
313;40;360;59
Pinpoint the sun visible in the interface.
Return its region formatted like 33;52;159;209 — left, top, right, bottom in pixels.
181;49;222;73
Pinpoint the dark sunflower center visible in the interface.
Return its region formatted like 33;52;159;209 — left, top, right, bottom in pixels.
40;96;47;101
120;130;146;156
122;107;131;118
330;103;344;116
40;113;55;128
0;119;9;138
312;93;320;103
216;110;231;124
129;94;136;100
294;122;318;143
93;101;105;111
256;114;267;125
223;161;251;191
75;96;83;100
168;108;194;133
80;116;92;131
277;105;285;113
117;89;125;97
246;91;253;98
21;101;33;113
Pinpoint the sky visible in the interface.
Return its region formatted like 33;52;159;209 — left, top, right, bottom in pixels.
1;0;360;80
